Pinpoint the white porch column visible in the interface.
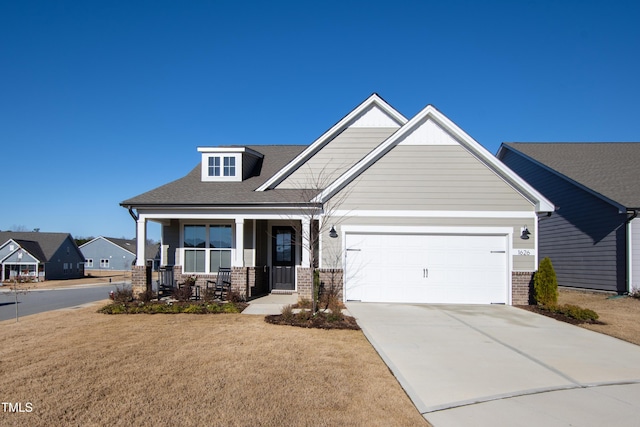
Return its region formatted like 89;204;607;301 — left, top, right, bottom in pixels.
301;217;311;268
234;218;244;267
136;217;147;267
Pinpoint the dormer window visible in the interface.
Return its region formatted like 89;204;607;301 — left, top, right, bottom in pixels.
198;146;263;183
208;156;236;177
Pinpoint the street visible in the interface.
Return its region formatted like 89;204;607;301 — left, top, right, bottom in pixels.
0;284;120;322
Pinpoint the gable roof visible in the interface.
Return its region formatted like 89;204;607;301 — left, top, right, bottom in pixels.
0;232;77;261
314;105;555;213
256;93;407;191
121;145;311;207
122;95;554;214
11;239;47;262
80;236;160;260
81;236;136;255
498;143;640;209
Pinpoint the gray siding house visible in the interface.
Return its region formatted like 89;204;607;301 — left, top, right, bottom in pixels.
80;236;160;271
497;143;640;294
122;94;553;305
0;232;85;282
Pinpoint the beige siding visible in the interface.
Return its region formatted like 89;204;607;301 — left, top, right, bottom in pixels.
321;216;537;271
277;127;397;189
337;145;533;211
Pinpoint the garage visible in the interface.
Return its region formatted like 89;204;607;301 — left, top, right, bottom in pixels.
344;232;509;304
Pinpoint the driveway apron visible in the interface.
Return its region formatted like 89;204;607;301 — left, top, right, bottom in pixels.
347;303;640;427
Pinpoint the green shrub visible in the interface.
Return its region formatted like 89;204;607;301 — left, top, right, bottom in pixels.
534;257;558;307
183;304;204;314
222;303;241;313
555;304;599;322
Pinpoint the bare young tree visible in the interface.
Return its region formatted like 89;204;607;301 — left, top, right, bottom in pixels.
278;164;353;313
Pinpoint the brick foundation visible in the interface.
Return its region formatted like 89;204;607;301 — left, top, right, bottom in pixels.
512;271;535;305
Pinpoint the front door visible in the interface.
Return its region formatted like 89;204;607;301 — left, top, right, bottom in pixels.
272;226;295;291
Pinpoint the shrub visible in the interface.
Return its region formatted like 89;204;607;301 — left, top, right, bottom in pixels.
326;298;344;322
296;298;312;309
534;257;558;307
203;288;217;303
138;288;156;303
226;289;245;303
222;303;240;313
112;286;134;303
630;288;640;299
172;285;193;302
183;304;204;314
281;304;294;322
554;304;599;322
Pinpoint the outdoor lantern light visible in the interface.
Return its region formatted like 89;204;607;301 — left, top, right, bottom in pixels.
329;225;338;239
520;226;531;240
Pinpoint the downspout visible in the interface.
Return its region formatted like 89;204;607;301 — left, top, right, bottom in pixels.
128;207;139;222
127;207;140;266
626;209;638;294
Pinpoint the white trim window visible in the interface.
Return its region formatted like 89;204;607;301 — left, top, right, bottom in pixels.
183;224;232;273
208;156;236;177
201;152;241;182
100;259;110;268
86;258;94;268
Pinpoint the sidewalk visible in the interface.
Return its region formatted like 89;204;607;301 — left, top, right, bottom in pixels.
242;293;298;315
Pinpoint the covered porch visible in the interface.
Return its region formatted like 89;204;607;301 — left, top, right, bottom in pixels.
130;210;319;300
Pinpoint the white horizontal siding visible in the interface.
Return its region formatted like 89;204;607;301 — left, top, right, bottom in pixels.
277;127;397;189
337;145;533;211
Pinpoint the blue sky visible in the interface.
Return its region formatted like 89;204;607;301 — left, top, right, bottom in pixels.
2;0;639;241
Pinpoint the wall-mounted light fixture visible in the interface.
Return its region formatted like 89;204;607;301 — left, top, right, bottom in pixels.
520;226;531;240
329;225;338;239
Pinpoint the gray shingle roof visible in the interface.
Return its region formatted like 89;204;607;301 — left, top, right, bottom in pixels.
503;142;640;208
0;232;75;261
13;239;47;262
101;237;159;259
121;145;316;206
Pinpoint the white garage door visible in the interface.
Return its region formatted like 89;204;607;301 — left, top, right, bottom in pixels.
344;233;508;304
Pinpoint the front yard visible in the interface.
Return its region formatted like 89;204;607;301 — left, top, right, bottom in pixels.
557;288;640;346
0;302;428;427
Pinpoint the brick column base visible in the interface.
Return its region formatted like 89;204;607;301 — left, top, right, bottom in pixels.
131;265;147;296
295;267;344;302
512;271;535;305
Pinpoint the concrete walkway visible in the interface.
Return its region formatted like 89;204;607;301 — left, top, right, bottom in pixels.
347;303;640;427
241;293;298;315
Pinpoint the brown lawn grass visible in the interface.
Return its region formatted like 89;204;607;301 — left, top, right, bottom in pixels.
0;303;429;427
559;288;640;346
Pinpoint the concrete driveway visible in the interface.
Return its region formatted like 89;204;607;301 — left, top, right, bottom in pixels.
347;303;640;427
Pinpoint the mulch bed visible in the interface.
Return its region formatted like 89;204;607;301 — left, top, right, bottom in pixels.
516;305;604;325
265;312;361;330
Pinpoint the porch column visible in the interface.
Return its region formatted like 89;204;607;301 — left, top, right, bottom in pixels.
301;217;310;268
136;217;147;267
234;218;244;267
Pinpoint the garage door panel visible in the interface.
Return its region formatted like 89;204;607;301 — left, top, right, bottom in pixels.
345;233;508;304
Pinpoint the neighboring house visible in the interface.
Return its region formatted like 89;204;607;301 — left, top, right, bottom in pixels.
0;232;85;282
497;142;640;294
80;237;160;272
121;94;553;305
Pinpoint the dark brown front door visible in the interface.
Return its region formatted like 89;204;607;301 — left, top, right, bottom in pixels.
272;226;295;291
